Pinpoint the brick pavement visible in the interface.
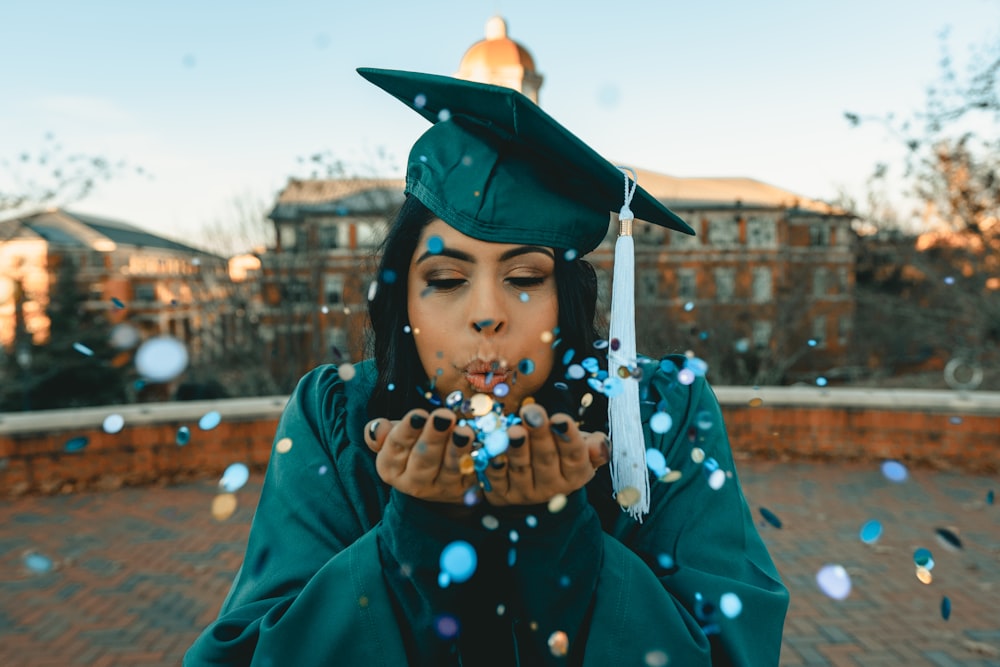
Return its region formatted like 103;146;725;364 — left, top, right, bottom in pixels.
1;461;998;666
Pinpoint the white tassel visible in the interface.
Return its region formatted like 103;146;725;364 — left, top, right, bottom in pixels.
608;169;648;521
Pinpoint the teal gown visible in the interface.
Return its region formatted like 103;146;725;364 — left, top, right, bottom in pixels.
185;356;788;666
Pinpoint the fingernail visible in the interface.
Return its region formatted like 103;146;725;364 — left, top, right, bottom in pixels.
523;408;544;428
452;432;471;448
409;413;427;429
433;415;452;432
508;435;525;448
550;420;571;442
367;421;379;440
490;458;506;470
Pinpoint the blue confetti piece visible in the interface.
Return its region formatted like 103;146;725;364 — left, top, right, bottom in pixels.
941;596;951;620
759;507;782;529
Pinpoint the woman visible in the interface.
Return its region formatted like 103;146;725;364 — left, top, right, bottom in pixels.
185;69;788;666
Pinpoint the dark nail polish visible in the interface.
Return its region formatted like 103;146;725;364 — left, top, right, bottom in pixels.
367;421;378;440
508;435;525;448
490;458;506;470
433;415;452;431
409;413;427;429
523;409;544;428
550;420;569;434
452;432;471;448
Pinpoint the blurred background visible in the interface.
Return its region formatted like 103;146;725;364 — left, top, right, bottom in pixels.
1;3;1000;666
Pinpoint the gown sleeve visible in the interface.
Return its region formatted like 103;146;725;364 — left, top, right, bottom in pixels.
580;356;789;666
183;364;410;667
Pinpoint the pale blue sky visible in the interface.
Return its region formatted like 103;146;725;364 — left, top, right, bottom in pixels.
2;0;998;248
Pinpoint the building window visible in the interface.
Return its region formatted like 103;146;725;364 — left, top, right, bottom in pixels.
281;280;311;303
714;267;736;303
751;267;772;303
838;315;852;346
838;267;850;292
638;269;660;303
710;219;740;246
752;320;773;350
678;268;697;301
812;315;827;348
813;268;829;298
746;217;776;248
810;224;831;246
324;274;344;305
327;326;349;361
279;225;298;252
319;226;338;250
134;284;155;302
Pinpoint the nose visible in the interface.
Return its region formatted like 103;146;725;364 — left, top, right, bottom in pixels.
468;283;506;336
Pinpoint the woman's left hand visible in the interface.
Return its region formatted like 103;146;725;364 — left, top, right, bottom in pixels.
483;403;610;506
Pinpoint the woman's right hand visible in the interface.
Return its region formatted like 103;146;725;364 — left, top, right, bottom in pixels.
365;408;476;504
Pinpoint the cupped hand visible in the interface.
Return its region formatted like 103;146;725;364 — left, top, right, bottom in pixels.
483;404;610;506
365;408;476;504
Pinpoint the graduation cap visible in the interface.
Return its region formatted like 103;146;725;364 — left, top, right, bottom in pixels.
358;67;693;519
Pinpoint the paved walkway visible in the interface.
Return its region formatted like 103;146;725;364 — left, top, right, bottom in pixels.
1;461;998;666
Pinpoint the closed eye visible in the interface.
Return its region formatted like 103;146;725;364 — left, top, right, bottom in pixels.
425;278;465;291
508;276;546;288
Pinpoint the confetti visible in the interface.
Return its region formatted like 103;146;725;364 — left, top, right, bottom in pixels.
102;414;125;434
935;527;962;551
219;463;250;493
439;540;477;586
212;493;238;521
23;552;54;574
275;437;293;454
720;592;743;618
881;460;908;483
64;436;88;453
616;486;641;508
434;614;459;639
646;448;668;477
816;564;851;600
547;631;569;657
859;520;883;544
73;342;94;356
176;426;191;446
547;494;568;513
941;596;952;621
649;412;673;434
199;411;222;431
759;507;783;529
135;336;189;382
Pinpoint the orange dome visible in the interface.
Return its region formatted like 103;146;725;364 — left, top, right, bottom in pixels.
458;16;536;74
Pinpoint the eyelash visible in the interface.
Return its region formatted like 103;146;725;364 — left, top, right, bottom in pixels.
423;276;547;291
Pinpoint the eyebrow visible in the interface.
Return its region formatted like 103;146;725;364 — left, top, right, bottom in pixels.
415;245;555;264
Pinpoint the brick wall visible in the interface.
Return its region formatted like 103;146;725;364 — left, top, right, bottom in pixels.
1;388;998;497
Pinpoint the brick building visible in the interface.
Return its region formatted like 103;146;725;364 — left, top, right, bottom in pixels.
255;16;856;386
0;209;249;372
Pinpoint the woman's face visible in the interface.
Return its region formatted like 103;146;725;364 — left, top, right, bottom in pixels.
407;219;558;412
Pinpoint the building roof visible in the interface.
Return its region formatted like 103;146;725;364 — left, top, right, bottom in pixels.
633;168;848;215
269;169;850;222
457;17;537;75
0;209;220;256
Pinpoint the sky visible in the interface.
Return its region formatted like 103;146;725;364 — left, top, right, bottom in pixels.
2;0;999;252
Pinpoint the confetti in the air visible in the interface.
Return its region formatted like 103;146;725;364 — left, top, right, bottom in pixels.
439;540;477;587
219;463;250;493
816;564;851;600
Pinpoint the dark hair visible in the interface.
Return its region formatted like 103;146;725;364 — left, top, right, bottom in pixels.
366;195;608;431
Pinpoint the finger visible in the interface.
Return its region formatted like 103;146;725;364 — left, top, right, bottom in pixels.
585;432;611;469
519;404;560;490
365;418;388;453
376;410;427;479
435;420;472;482
405;409;455;482
548;415;593;482
501;424;531;485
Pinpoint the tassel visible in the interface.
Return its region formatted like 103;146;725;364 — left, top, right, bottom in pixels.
608;168;649;521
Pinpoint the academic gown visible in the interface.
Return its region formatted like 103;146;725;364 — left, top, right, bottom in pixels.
185;356;789;666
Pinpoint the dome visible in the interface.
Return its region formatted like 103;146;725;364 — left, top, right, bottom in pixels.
458;17;536;72
455;16;543;102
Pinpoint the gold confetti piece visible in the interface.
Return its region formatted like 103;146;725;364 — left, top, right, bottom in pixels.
469;393;493;416
547;493;568;513
661;470;683;483
547;630;569;657
358;595;369;608
617;486;641;508
690;447;705;464
540;331;554;343
337;363;356;381
580;393;593;408
275;437;293;454
212;493;238;521
459;454;476;475
748;397;764;408
916;566;933;584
